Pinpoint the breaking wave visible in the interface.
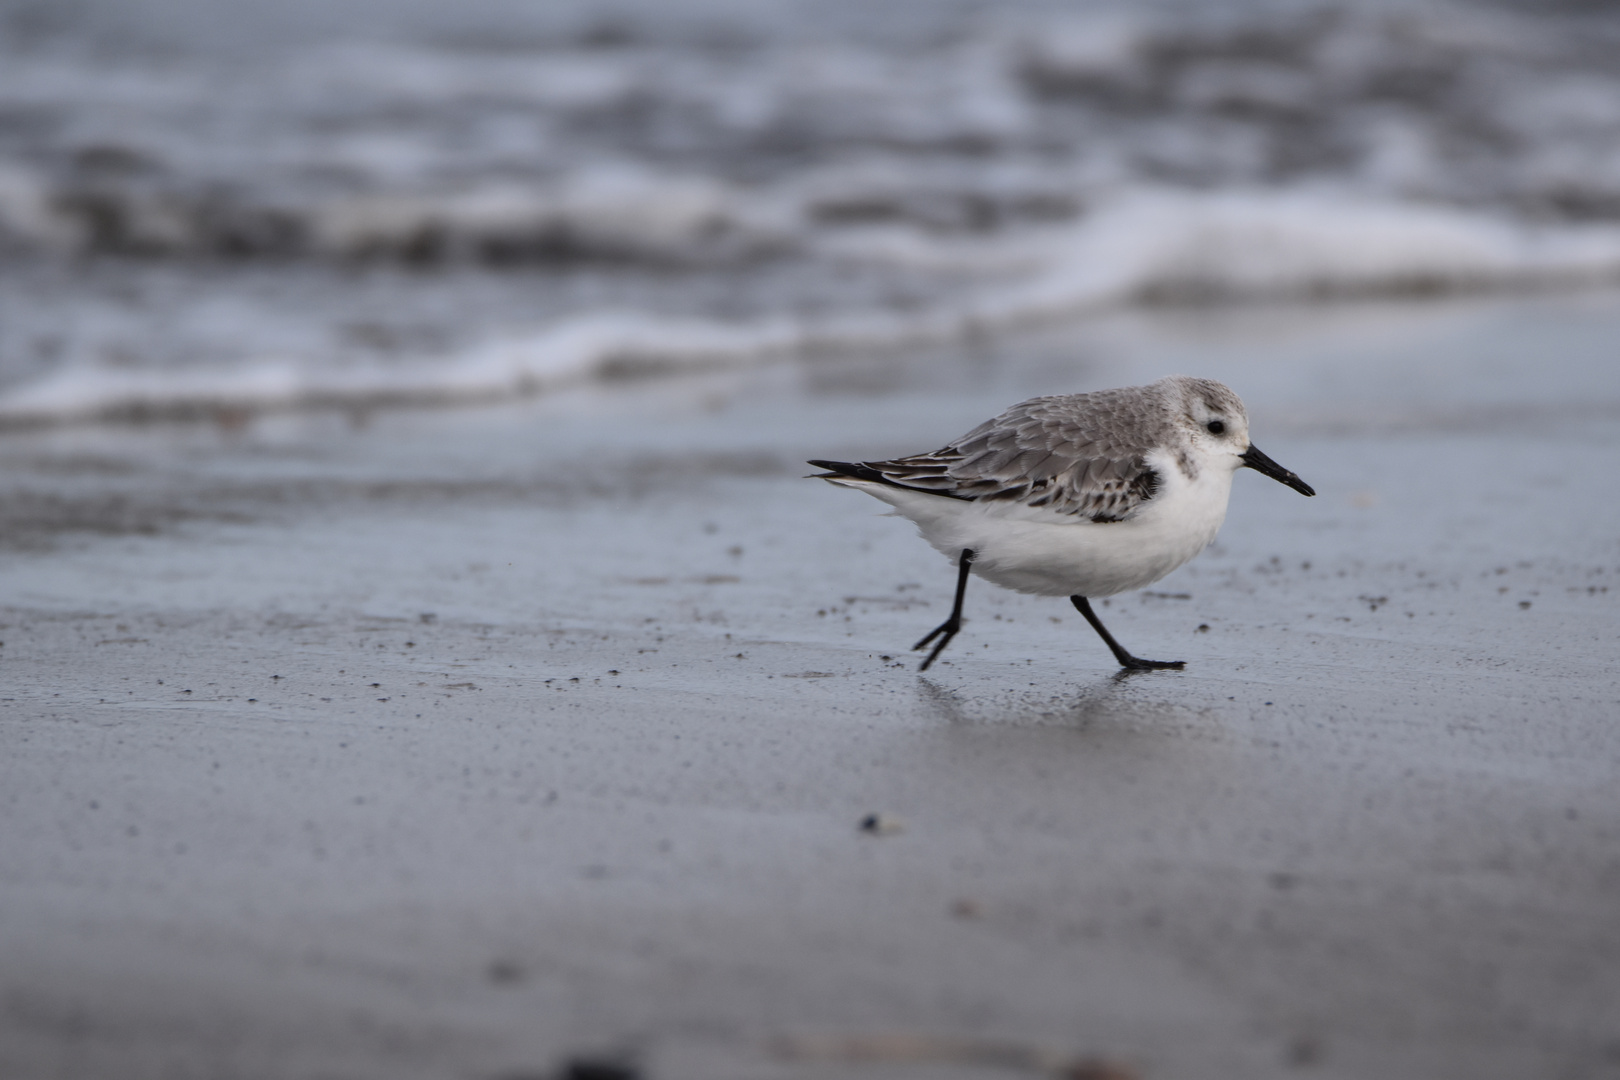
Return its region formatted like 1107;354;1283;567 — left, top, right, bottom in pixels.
4;0;1620;423
7;189;1619;426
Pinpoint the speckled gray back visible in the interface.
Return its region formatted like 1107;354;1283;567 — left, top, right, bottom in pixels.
856;377;1246;523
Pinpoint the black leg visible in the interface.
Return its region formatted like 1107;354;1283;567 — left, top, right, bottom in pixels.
913;548;975;672
1070;595;1184;671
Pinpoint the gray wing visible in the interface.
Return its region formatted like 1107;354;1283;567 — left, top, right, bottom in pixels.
860;389;1171;523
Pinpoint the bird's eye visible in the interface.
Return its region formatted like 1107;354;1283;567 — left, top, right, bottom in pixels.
1206;420;1226;435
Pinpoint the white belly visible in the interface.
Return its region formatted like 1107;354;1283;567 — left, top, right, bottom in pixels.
827;450;1235;598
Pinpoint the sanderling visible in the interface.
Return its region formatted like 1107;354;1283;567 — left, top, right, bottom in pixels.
809;375;1314;672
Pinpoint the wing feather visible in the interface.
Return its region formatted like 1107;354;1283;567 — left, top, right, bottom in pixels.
849;387;1174;523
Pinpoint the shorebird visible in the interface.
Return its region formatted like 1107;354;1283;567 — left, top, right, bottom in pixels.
809;375;1315;671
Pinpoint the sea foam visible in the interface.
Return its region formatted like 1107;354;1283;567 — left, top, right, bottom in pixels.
6;191;1619;426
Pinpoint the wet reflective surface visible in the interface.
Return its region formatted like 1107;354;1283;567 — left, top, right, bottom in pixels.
2;292;1618;1078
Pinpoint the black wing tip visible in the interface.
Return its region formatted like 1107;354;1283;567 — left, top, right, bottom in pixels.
806;459;887;483
807;458;973;500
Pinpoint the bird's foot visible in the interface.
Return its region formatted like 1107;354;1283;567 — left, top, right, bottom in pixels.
913;619;961;672
1116;656;1185;672
912;619;959;653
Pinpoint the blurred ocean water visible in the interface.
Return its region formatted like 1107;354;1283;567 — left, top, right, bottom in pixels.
2;0;1619;423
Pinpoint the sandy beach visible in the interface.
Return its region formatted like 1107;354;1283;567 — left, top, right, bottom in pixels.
3;293;1618;1079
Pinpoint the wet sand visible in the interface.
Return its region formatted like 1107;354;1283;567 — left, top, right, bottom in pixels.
3;295;1619;1080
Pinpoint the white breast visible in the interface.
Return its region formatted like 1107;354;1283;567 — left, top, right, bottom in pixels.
830;447;1235;598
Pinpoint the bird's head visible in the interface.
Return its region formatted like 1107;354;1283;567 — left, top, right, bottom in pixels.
1164;375;1315;496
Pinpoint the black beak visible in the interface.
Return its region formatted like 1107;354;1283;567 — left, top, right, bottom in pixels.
1241;444;1315;497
